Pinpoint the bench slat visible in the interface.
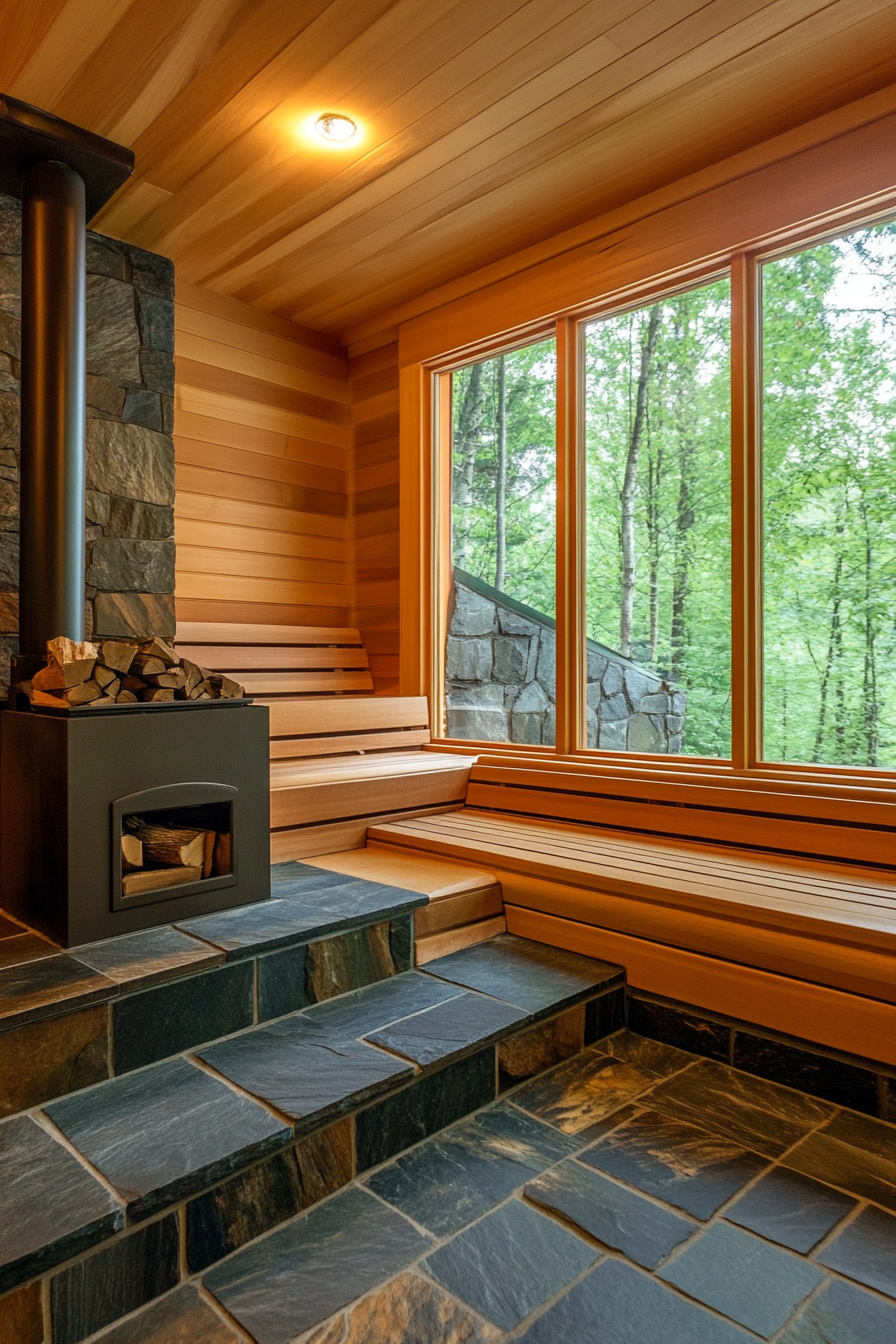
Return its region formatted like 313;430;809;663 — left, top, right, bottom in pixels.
240;671;374;694
266;695;429;737
176;622;363;645
269;728;431;758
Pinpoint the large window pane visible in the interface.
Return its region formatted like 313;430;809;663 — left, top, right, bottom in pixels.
584;280;732;756
445;339;556;743
762;222;896;767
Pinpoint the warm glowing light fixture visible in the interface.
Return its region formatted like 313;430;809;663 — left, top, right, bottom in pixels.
314;113;357;144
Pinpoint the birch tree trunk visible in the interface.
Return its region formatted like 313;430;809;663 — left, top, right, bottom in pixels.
453;363;485;569
495;355;507;590
620;304;661;657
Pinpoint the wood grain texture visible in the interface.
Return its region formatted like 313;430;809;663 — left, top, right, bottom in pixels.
269;802;463;861
174;283;350;629
416;915;508;964
304;844;498;896
505;906;896;1066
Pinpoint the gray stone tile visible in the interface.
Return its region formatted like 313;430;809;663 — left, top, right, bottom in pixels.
733;1032;879;1116
45;1057;289;1219
510;1045;660;1132
423;1198;598;1329
785;1131;896;1212
365;1101;577;1237
176;900;330;959
658;1221;823;1337
198;1016;413;1133
112;960;254;1073
628;996;730;1062
51;1215;179;1344
73;926;224;989
355;1049;496;1170
580;1107;768;1219
645;1057;833;1157
816;1205;896;1299
516;1257;753;1343
0;1114;123;1293
367;991;527;1067
303;969;463;1038
820;1109;896;1162
778;1276;896;1343
423;933;622;1019
525;1158;695;1268
725;1166;856;1252
600;1029;696;1077
299;1270;502;1344
203;1186;431;1344
0;953;117;1029
89;1284;241;1343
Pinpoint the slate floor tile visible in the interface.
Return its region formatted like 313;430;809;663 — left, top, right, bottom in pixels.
365;1101;577;1237
423;1197;598;1330
74;927;224;989
816;1204;896;1299
299;1270;502;1344
0;1114;123;1293
423;934;622;1018
312;880;426;923
199;1017;413;1133
778;1276;896;1343
516;1256;752;1343
0;953;117;1029
203;1186;431;1344
45;1057;289;1219
90;1283;242;1343
658;1220;823;1338
302;969;462;1038
820;1109;896;1162
525;1159;695;1268
645;1057;833;1157
367;991;527;1067
785;1132;896;1212
51;1215;179;1344
627;996;731;1061
511;1047;664;1133
600;1029;696;1078
112;961;254;1074
725;1165;856;1252
580;1107;768;1219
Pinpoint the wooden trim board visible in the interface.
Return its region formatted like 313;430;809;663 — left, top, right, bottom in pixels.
270;805;463;862
505;906;896;1067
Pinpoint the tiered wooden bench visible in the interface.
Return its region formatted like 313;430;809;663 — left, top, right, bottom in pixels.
175;623;476;859
365;755;896;1067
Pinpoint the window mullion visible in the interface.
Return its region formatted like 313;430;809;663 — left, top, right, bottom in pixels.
730;254;762;771
555;317;584;755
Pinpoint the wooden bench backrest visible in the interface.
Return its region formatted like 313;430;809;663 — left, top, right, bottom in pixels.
465;755;896;868
267;696;431;758
175;622;374;698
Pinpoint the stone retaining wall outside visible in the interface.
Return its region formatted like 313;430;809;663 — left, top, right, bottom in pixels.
0;193;175;693
446;571;685;751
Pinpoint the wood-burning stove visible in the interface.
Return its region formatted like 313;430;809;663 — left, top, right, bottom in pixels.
0;97;271;946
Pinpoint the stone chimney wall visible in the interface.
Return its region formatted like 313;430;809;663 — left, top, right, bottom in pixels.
446;573;686;750
0;193;175;693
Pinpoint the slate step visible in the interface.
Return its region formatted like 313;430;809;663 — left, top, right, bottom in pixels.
0;862;432;1117
0;932;625;1333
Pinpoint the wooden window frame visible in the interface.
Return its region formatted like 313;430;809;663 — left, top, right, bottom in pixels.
400;166;896;820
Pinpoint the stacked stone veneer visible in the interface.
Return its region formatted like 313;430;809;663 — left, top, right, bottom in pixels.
0;192;175;694
446;571;686;750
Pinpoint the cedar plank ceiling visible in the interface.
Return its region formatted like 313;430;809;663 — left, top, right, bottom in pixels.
3;0;895;348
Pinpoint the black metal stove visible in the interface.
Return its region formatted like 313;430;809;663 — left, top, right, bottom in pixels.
0;96;271;947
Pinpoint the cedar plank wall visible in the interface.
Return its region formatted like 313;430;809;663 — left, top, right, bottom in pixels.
173;282;352;631
350;342;401;695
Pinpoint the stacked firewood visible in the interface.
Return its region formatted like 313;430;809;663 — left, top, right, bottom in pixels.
18;636;245;709
121;816;231;897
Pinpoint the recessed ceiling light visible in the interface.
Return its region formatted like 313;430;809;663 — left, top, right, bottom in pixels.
314;113;357;144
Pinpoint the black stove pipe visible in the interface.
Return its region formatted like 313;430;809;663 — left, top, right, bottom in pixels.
19;160;87;657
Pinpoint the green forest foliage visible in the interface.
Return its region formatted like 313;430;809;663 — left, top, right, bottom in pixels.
450;220;895;767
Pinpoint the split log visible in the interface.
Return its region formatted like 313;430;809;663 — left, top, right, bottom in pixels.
46;637;99;684
122;865;202;898
131;654;167;677
33;656;96;690
182;660;204;696
202;830;215;879
64;680;102;705
134;824;211;869
144;668;187;689
139;638;179;667
121;834;143;870
117;689;138;703
139;686;174;702
100;641;135;674
94;665;118;688
212;832;232;876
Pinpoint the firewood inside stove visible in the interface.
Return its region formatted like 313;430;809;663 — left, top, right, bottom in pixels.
133;823;212;870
